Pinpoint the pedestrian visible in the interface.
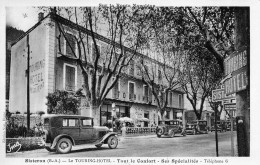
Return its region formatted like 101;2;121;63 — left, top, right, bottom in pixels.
121;123;126;139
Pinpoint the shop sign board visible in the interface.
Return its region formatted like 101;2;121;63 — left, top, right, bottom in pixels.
224;46;248;95
212;88;236;102
224;103;236;111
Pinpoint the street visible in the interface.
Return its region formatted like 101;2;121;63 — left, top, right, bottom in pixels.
6;131;237;157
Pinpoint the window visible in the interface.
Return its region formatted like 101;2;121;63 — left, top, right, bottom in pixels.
178;94;182;108
81;119;92;127
129;60;135;76
63;119;79;127
144;111;149;119
111;77;119;99
170;92;173;106
136;64;142;77
165;111;170;119
92;43;101;62
65;33;76;57
64;63;77;91
173;112;177;119
128;82;135;100
44;118;49;126
143;85;149;102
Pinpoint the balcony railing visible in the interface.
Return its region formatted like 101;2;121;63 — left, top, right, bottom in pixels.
65;84;75;91
112;91;120;99
129;94;136;101
125;127;156;134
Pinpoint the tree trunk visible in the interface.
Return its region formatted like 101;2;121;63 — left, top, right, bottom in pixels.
89;104;101;126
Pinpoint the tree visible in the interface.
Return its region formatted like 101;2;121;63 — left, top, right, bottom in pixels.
179;7;235;72
46;90;80;114
179;47;222;120
137;7;183;120
47;5;150;125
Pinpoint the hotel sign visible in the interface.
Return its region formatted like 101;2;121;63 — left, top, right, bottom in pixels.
224;46;248;95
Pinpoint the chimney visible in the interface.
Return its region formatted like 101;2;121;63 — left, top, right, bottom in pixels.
38;12;44;21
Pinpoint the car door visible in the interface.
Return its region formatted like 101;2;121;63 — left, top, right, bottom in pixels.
79;118;95;144
61;118;80;144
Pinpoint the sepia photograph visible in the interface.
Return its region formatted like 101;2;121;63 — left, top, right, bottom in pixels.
1;0;259;164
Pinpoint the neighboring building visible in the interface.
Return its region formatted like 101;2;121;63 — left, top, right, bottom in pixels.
10;11;185;126
6;26;24;107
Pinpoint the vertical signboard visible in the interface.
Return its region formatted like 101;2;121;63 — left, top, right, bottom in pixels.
224;46;248;95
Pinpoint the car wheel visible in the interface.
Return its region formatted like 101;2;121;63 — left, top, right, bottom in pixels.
169;130;175;138
95;144;102;148
107;136;118;149
193;129;196;135
56;138;72;154
156;127;165;137
157;134;161;138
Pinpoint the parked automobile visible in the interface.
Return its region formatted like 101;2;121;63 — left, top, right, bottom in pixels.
186;120;208;135
211;121;224;132
156;119;186;138
43;115;118;154
226;120;237;131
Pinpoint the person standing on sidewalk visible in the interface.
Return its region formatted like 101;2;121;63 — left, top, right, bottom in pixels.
121;123;126;138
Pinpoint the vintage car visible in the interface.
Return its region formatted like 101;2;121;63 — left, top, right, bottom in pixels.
42;115;118;154
186;120;208;135
156;119;186;138
225;120;237;131
211;121;224;132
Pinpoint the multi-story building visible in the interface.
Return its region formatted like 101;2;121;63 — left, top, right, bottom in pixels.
9;11;185;126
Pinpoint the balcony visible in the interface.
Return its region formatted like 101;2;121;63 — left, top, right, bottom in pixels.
129;93;136;101
143;96;149;103
143;96;152;104
112;91;120;99
65;84;75;91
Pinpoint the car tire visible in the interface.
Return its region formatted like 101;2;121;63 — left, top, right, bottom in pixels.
156;127;165;137
169;129;175;138
95;144;102;148
107;136;118;149
157;134;161;138
56;138;72;154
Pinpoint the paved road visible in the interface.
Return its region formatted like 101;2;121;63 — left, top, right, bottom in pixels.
6;131;237;157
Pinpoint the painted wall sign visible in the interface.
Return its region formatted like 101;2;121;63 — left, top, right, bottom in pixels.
212;88;236;102
30;59;45;93
223;46;248;95
224;68;247;95
224;47;247;76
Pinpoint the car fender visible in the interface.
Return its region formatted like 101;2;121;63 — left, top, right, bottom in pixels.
49;134;75;150
96;132;118;145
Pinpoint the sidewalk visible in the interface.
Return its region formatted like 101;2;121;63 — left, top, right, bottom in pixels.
119;134;156;139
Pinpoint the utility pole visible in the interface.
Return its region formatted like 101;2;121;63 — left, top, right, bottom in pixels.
26;35;30;131
214;104;219;157
234;7;250;156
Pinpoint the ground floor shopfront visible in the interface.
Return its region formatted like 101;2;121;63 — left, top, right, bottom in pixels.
99;99;184;127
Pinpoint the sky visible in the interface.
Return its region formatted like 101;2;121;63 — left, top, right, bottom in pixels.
6;7;39;31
